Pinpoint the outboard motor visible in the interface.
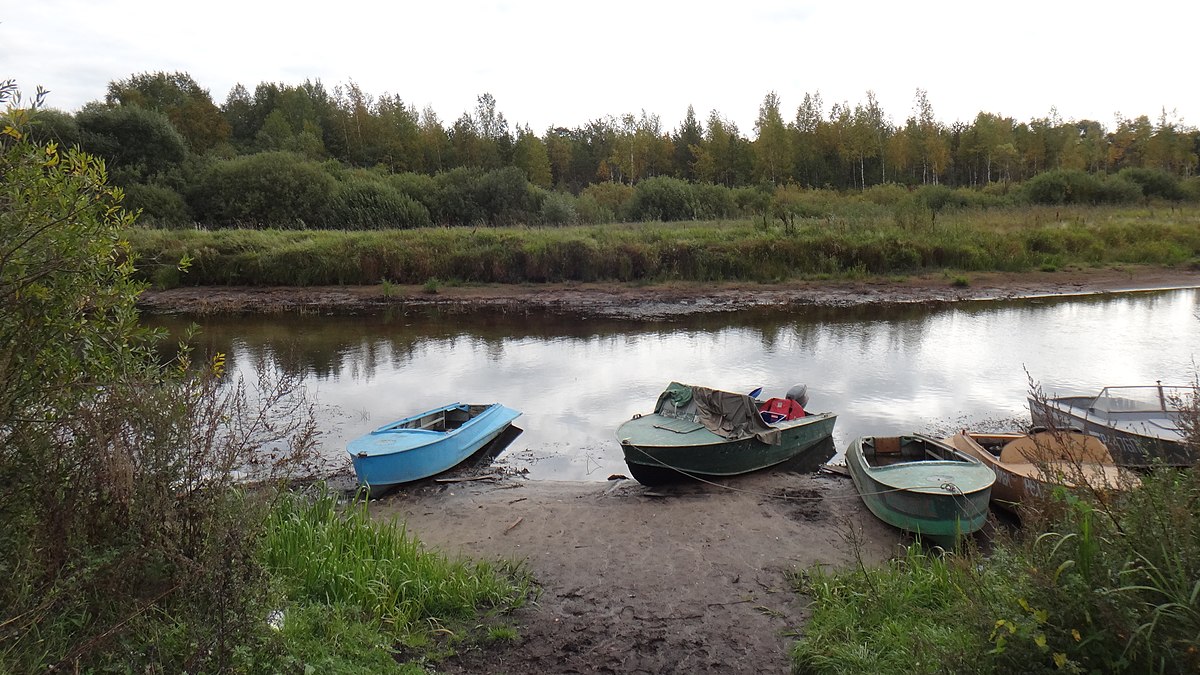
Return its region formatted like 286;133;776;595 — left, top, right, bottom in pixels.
785;384;809;408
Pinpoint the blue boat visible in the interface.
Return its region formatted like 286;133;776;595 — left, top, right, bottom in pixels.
348;402;521;493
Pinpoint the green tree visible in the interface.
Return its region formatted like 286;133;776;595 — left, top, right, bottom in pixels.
544;126;576;188
672;105;703;180
908;88;948;184
792;91;827;187
107;71;230;152
512;124;552;188
2;82;316;670
75;103;188;180
752;91;790;184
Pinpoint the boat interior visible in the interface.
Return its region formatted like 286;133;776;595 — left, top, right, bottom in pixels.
861;435;967;467
970;432;1112;464
400;405;483;433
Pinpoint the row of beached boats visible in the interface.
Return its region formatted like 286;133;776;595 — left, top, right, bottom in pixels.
346;382;1194;543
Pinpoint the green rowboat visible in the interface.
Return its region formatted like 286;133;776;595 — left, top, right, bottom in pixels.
846;434;995;545
617;382;837;485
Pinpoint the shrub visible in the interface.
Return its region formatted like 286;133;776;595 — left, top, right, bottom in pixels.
75;103;189;180
1118;167;1185;201
386;171;438;211
1;85;318;671
862;182;911;206
580;181;636;221
574;192;613;225
691;182;737;220
1020;169;1105;205
628;175;695;221
188;151;335;227
539;190;577;226
328;177;431;229
1098;174;1144;204
123;182;191;226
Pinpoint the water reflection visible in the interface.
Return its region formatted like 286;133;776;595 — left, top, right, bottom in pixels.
147;289;1200;481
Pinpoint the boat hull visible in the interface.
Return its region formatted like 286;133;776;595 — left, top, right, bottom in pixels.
1028;396;1195;467
618;411;837;485
944;431;1128;513
846;435;994;545
348;403;521;491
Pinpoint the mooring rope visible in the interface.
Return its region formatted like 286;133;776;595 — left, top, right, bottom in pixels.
625;443;970;502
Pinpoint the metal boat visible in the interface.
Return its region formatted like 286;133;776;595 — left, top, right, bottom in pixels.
846;434;995;545
1028;384;1196;466
617;382;836;485
348;402;521;494
943;429;1131;513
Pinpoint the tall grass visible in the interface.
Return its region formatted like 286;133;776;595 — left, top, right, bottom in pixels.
791;543;995;674
792;468;1200;675
128;205;1200;288
260;487;534;668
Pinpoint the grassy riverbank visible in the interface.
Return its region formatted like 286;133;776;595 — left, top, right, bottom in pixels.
790;466;1200;675
128;205;1200;289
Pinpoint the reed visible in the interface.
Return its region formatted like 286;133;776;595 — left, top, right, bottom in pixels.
128;205;1200;288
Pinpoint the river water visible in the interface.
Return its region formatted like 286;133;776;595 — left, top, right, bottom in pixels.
149;288;1200;481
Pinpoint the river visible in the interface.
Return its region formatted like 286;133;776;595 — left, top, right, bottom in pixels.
148;288;1200;481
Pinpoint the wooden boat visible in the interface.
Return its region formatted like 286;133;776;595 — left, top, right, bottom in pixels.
845;434;995;545
348;402;521;494
943;430;1130;513
1028;384;1196;466
617;382;837;485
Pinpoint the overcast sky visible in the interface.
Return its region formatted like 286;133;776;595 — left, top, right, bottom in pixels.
4;0;1197;135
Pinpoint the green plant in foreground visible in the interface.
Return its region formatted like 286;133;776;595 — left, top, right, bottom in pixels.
261;487;534;667
793;455;1200;675
381;278;396;297
423;277;441;294
791;543;993;674
486;625;520;643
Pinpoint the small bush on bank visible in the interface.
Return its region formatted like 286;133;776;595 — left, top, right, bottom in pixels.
123;181;191;226
188;151;335;227
539;190;578;226
329;177;431;229
1119;167;1185;201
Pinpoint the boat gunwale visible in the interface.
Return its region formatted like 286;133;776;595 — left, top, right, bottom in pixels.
351;403;519;458
617;410;837;450
849;435;995;494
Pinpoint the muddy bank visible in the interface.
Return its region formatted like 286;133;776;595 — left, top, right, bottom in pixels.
137;266;1200;319
371;468;901;674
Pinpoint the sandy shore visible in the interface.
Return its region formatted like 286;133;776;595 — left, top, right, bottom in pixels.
370;468;901;674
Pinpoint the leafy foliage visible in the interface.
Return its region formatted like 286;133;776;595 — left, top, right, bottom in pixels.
188;150;335;227
0;81;315;672
75;102;188;179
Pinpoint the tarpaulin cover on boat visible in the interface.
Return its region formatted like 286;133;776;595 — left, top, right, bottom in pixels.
655;382;781;446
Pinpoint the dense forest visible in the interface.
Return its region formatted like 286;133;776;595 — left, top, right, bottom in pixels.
28;71;1200;229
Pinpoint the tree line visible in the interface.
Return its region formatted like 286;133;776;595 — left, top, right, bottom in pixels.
27;72;1200;228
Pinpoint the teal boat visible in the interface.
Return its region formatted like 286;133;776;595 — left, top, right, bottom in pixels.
846;434;995;545
348;402;520;495
617;382;837;485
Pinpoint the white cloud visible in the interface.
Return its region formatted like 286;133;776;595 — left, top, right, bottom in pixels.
4;0;1197;134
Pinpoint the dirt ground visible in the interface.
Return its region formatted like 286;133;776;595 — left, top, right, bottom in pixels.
370;463;902;675
136;265;1200;319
